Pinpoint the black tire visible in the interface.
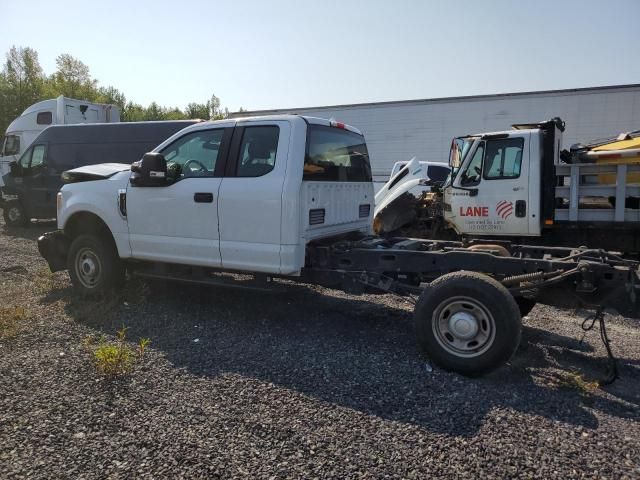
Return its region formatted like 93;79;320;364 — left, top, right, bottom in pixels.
414;271;522;377
2;200;28;227
67;234;124;297
516;297;537;318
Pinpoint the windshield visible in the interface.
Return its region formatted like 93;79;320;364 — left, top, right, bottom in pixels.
2;135;20;157
449;137;474;171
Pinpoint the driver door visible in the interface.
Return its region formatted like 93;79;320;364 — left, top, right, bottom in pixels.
126;126;232;267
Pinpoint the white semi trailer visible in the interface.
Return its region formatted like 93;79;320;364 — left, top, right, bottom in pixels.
0;96;120;186
231;84;640;187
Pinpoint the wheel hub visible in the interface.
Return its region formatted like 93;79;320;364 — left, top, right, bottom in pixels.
8;207;20;222
448;311;479;340
75;248;101;288
81;257;97;276
432;296;496;358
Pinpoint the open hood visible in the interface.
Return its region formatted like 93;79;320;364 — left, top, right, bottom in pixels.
374;158;428;215
61;163;130;184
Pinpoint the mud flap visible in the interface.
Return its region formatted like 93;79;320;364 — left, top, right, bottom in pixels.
37;231;70;272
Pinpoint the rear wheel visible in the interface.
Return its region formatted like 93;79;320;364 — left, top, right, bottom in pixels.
3;200;28;227
414;271;521;376
67;234;124;297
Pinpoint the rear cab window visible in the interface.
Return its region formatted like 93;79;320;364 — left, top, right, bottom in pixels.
304;125;371;182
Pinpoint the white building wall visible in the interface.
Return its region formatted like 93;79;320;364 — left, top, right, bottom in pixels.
232;85;640;180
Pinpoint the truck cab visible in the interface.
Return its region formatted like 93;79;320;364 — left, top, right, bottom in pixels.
443;119;563;238
40;115;374;293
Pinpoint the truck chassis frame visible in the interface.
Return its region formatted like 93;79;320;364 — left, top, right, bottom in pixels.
38;230;639;378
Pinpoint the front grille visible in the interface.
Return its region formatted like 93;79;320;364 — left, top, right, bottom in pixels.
359;204;371;218
309;208;325;225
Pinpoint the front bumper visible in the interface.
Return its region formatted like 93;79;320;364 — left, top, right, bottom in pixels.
38;231;70;272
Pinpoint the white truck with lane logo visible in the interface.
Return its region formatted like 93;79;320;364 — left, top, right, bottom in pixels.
379;118;640;253
37;115;640;378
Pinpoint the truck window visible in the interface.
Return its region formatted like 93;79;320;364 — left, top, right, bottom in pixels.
3;135;20;156
304;125;371;182
459;143;484;187
427;165;450;183
19;147;32;168
31;145;46;168
483;138;524;180
18;144;46;171
37;111;53;125
236;126;279;177
160;129;225;178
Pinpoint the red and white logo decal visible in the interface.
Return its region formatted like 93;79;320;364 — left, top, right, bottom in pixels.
496;200;513;219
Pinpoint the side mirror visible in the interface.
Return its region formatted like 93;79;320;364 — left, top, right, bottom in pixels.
9;161;22;177
130;152;167;187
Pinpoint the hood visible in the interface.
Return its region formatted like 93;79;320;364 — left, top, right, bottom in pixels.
374;158;427;214
61;163;130;184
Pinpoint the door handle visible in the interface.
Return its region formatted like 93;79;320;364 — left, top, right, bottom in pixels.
194;192;214;203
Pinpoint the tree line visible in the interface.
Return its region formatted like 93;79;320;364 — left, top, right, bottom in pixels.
0;46;242;135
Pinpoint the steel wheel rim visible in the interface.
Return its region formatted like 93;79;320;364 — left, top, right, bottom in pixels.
432;296;496;358
75;247;102;289
8;206;21;222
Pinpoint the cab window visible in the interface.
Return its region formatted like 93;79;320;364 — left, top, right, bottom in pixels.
236;126;279;177
304;125;371;182
483;138;524;180
3;135;20;156
160;129;224;178
37;111;53;125
31;145;46;168
459;143;484;187
18;145;46;172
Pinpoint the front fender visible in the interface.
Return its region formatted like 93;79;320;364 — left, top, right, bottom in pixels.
58;175;131;258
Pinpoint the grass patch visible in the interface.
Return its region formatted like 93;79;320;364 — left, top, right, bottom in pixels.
86;326;150;377
0;306;26;338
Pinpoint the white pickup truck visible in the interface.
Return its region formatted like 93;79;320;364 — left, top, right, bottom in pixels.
38;115;640;378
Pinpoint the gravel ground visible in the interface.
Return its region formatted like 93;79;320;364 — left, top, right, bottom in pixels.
0;217;639;479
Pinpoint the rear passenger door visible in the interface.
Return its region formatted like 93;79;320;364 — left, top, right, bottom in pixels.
217;120;290;273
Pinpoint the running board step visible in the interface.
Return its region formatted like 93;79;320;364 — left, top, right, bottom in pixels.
132;269;286;293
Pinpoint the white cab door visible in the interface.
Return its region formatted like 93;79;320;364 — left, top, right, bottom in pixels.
218;120;291;273
447;133;531;236
126;128;229;267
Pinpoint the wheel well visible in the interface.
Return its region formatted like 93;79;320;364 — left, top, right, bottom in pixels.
64;212;117;249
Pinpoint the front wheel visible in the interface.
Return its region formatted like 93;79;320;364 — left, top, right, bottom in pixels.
414;271;521;377
3;200;28;227
67;234;124;297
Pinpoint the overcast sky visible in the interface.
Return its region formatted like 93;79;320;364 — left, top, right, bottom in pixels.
2;0;639;112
